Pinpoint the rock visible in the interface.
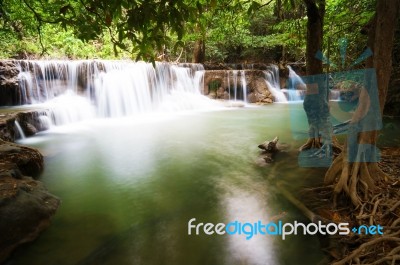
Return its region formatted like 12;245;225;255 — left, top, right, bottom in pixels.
216;87;225;99
0;175;60;264
0;60;21;106
0;110;50;142
23;122;37;136
208;92;217;99
248;92;257;103
0;140;44;178
254;93;264;101
203;69;278;102
0;115;16;142
0;140;60;263
335;80;362;102
223;91;230;100
249;77;269;94
262;98;273;104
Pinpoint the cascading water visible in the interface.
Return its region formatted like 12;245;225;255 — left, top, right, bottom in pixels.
225;70;248;103
13;60;331;128
264;65;287;103
16;60;219;125
240;70;247;103
14;121;26;139
285;66;305;101
232;70;238;101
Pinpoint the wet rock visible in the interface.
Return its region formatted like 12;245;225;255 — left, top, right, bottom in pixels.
204;70;274;102
0;140;44;178
262;98;273;104
216;87;226;99
223;91;230;100
22;122;37;136
248;92;257;103
0;140;60;263
208;91;217;99
0;175;60;264
0;110;51;141
0;60;21;106
0;115;16;142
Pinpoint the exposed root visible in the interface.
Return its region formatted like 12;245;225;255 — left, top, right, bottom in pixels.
300;147;400;264
299;136;342;155
324;152;344;184
332;231;400;265
299;137;322;151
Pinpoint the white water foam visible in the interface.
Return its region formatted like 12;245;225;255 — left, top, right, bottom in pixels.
16;61;222;125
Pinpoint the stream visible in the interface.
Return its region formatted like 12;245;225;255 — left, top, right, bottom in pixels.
9;104;328;265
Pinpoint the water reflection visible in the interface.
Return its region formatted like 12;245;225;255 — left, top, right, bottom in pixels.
219;176;277;265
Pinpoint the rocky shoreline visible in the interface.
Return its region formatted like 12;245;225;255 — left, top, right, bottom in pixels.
0;110;59;264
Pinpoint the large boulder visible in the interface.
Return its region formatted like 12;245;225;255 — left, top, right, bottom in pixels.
0;60;21;106
0;174;60;264
0;140;60;263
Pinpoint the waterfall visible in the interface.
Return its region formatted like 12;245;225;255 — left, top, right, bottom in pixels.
263;66;287;103
46;90;96;125
240;70;247;102
16;60;218;125
226;70;248;102
14;120;26;139
286;66;305;101
232;70;238;101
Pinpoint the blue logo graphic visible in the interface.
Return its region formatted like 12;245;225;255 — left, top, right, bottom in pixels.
352;225;384;235
290;39;382;167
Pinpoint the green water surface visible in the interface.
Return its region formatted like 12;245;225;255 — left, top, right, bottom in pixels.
9;103;375;265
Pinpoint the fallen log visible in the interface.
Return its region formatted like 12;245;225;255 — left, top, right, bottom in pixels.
258;136;279;163
258;136;279;152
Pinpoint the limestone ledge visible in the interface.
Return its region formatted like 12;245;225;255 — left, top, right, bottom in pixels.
0;109;50;142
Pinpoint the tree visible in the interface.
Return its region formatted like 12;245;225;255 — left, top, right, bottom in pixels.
299;0;329;152
0;0;210;60
324;0;400;206
187;0;261;63
304;0;325;75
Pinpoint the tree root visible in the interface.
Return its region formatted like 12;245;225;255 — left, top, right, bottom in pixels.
300;138;400;264
332;231;400;265
299;137;322;151
302;168;400;265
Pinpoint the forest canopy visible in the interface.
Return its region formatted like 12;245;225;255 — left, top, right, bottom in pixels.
0;0;375;66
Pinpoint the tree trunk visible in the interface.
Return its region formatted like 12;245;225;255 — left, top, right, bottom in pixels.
324;0;400;207
299;0;328;152
304;0;325;75
192;39;205;63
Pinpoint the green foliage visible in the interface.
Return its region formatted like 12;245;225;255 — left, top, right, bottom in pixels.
0;0;210;60
323;0;375;71
0;0;378;64
208;80;221;92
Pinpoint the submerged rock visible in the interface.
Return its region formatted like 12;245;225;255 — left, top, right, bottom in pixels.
0;140;60;263
0;175;60;263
